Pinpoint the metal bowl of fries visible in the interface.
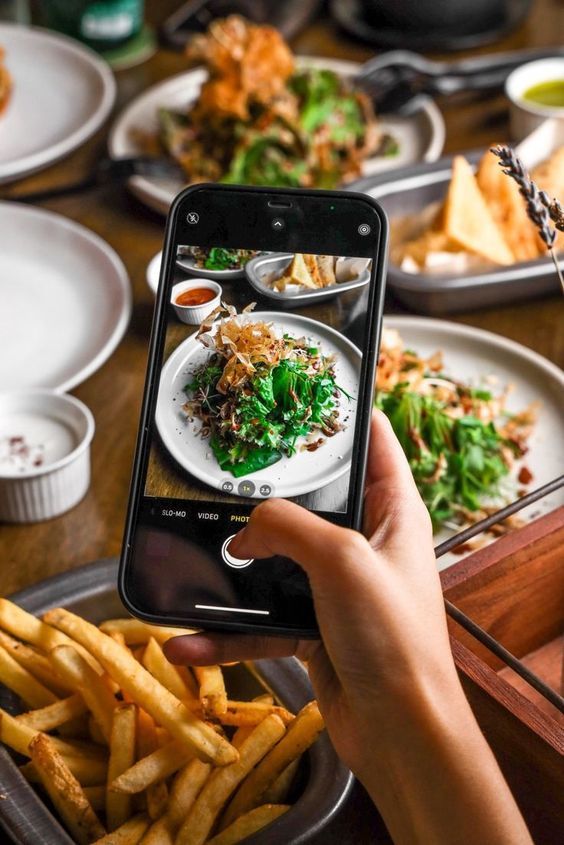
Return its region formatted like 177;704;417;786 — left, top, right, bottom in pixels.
0;559;353;845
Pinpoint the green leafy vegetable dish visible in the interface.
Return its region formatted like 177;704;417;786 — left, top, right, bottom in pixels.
376;329;537;532
182;306;351;478
145;16;393;190
179;246;256;272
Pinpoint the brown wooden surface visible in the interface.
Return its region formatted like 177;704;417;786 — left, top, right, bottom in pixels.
442;512;564;845
452;638;564;845
1;2;564;843
440;506;564;667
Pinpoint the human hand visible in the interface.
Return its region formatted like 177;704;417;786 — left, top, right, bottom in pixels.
165;410;532;844
164;410;457;783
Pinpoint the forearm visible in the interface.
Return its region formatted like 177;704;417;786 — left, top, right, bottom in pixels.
357;675;533;845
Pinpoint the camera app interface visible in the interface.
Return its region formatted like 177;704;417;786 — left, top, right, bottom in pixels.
146;246;372;513
129;240;374;627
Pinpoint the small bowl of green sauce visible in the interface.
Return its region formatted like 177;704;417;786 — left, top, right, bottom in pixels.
523;79;564;109
505;58;564;140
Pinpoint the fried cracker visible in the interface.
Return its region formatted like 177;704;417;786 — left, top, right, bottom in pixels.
444;156;515;265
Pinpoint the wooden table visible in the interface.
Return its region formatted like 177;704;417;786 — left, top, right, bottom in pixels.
1;2;563;842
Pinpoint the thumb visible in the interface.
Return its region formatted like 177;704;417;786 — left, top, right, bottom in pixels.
228;498;370;586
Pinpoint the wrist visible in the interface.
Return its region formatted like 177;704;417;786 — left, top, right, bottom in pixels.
353;665;475;793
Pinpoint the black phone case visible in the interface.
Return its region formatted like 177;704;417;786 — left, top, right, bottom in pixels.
119;183;388;638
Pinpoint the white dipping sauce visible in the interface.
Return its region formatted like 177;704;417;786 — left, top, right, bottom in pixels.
0;412;76;475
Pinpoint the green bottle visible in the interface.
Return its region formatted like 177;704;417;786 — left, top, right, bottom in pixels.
41;0;144;51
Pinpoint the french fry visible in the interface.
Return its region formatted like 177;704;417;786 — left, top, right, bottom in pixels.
230;726;254;751
142;638;196;703
90;714;108;746
0;644;58;708
0;630;72;696
0;599;103;674
99;619;195;646
155;726;171;747
137;817;173;845
50;645;117;743
92;814;150;844
229;695;276;749
262;757;300;804
109;631;127;648
175;714;286;845
219;700;294;727
165;758;211;834
110;740;192;794
137;708;169;821
44;609;237;766
29;733;106;845
84;784;106;812
106;703;137;831
194;665;228;717
20;756;109;787
221;701;324;827
207;804;290;845
15;694;87;732
0;707;104;761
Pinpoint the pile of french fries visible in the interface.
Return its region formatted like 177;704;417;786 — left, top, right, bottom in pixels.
0;599;325;845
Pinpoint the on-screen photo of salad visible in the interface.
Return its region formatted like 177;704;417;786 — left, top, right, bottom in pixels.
145;246;366;512
183;305;348;479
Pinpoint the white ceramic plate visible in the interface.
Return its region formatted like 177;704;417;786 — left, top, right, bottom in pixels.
0;24;115;183
0;203;131;392
383;317;564;569
109;57;445;215
156;312;361;498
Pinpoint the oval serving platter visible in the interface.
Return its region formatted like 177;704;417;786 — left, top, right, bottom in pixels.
245;253;371;307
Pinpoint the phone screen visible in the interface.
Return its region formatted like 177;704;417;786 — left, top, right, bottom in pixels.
121;187;386;635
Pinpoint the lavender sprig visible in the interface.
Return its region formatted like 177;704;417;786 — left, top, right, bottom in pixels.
491;145;563;293
538;191;564;233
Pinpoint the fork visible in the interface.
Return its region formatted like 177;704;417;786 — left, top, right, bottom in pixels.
3;156;185;204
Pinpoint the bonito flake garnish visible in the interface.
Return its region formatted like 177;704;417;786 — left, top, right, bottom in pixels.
198;303;303;393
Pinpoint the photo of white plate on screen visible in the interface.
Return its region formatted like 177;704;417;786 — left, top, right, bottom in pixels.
155;313;361;499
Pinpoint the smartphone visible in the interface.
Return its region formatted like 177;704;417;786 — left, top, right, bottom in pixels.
119;184;388;637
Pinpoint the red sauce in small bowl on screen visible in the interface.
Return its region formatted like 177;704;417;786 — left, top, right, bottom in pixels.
176;287;216;307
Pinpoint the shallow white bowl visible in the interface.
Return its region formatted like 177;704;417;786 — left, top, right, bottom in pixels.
171;280;222;324
0;391;95;523
505;57;564;140
146;249;162;295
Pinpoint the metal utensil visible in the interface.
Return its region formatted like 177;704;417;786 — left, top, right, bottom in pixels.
355;46;564;114
2;157;185;204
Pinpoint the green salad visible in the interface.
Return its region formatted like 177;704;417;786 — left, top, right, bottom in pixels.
182;246;255;272
183;308;350;478
156;63;387;189
376;329;536;530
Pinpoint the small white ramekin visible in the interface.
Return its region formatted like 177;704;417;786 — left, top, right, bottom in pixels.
505;58;564;140
171;279;222;325
0;391;95;523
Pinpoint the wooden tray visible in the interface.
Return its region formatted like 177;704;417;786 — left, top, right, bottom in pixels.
441;507;564;845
